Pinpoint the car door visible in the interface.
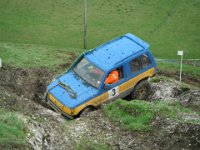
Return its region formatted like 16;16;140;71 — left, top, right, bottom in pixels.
100;65;128;104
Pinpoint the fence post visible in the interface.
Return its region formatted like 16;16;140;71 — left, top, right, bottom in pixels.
177;50;184;83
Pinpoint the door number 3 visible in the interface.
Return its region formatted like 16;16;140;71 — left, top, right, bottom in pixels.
111;89;116;96
108;87;119;99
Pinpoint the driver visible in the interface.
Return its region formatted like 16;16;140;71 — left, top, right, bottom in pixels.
105;69;119;84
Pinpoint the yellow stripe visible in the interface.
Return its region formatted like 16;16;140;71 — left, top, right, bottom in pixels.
48;67;155;116
119;67;155;93
73;95;101;115
48;93;73;115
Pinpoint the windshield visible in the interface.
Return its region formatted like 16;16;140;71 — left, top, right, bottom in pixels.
73;58;104;88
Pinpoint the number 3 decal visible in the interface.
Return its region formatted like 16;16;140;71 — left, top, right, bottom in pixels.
108;87;119;99
112;89;116;96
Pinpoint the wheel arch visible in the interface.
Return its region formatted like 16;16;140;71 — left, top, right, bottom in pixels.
131;76;151;100
76;104;96;117
134;76;150;90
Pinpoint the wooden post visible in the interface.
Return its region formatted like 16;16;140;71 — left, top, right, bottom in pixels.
84;0;87;49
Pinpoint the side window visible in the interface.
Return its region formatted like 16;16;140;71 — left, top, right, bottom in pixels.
117;66;124;79
140;54;151;68
129;58;141;73
129;53;151;73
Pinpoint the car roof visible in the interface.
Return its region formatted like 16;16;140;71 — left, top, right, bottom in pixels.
85;33;150;71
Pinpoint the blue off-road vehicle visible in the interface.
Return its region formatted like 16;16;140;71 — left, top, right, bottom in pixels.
46;33;156;118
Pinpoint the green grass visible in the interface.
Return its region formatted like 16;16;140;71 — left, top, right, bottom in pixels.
0;0;199;59
103;99;200;131
153;101;190;118
0;108;28;149
0;42;80;68
157;61;200;78
104;100;155;131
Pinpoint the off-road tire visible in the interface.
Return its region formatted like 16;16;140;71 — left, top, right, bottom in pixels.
131;80;151;100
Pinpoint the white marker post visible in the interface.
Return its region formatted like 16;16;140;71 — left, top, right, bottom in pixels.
177;50;183;83
0;58;2;68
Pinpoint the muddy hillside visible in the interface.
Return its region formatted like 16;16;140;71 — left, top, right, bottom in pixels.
0;66;53;102
0;67;200;150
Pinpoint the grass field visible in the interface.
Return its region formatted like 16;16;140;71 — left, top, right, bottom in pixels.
0;0;199;59
0;42;80;68
157;61;200;78
0;108;27;149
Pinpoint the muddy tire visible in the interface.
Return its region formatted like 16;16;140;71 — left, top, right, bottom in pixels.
131;80;151;100
122;95;132;101
80;107;93;117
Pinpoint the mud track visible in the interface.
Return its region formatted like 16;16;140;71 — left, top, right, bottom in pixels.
0;66;200;150
158;70;200;87
0;66;53;103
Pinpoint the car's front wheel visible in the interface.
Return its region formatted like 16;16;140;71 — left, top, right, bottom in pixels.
131;80;151;100
79;106;93;117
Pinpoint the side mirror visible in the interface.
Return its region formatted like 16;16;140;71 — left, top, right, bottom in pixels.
104;84;112;90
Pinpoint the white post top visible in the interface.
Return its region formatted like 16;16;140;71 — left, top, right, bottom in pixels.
177;50;183;56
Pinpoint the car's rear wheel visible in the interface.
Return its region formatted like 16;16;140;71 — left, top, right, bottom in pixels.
131;80;151;100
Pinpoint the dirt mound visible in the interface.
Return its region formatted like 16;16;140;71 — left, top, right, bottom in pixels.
159;123;200;149
0;66;54;103
149;78;200;110
143;116;200;150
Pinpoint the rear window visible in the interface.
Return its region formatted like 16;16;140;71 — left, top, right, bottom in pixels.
140;54;151;68
129;54;151;73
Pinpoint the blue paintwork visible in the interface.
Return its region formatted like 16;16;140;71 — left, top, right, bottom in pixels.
85;33;149;71
47;71;98;109
47;33;156;109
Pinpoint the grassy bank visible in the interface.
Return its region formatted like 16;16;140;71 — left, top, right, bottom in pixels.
1;42;199;80
0;42;80;68
103;99;200;131
157;61;200;78
0;0;199;59
0;108;28;149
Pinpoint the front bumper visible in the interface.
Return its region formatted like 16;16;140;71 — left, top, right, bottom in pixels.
46;93;74;119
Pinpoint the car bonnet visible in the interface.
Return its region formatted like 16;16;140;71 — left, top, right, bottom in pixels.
47;71;99;109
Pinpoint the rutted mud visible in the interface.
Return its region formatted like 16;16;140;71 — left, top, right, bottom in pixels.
0;66;53;103
0;67;200;150
149;77;200;110
158;70;200;88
